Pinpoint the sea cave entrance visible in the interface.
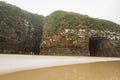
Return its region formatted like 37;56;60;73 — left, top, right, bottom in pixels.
89;37;106;56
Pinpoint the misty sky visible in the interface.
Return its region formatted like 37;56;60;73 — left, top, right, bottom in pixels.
1;0;120;24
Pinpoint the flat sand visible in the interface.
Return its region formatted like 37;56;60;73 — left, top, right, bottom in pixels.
0;61;120;80
1;54;120;75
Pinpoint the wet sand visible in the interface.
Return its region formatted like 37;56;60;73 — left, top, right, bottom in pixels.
0;61;120;80
1;54;120;75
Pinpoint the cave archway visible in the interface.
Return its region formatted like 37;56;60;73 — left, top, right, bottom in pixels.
89;37;106;56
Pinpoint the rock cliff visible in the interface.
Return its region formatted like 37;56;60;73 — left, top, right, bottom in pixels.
0;2;120;57
0;1;43;54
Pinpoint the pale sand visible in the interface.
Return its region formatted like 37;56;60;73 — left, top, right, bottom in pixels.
1;54;120;75
0;61;120;80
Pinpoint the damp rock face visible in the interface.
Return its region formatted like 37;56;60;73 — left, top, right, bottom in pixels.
40;47;89;56
0;1;44;54
94;40;120;57
40;11;90;56
41;26;90;56
41;10;120;56
89;30;120;57
40;10;120;56
0;2;120;56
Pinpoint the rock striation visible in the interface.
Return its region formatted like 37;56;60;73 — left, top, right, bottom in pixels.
0;2;120;56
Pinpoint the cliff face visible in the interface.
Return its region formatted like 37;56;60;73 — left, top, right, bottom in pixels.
95;40;120;57
0;2;120;56
41;10;120;56
89;29;120;57
41;27;120;56
41;11;90;56
0;1;43;54
41;26;89;56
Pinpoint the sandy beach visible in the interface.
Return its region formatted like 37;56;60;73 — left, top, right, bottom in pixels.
0;61;120;80
0;54;120;80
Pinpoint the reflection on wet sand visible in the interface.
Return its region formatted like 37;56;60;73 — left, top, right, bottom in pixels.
0;61;120;80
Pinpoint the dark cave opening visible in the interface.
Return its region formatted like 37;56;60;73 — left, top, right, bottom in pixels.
89;37;106;56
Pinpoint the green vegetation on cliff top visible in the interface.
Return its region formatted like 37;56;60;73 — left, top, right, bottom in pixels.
45;10;120;35
0;1;44;36
0;1;120;36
